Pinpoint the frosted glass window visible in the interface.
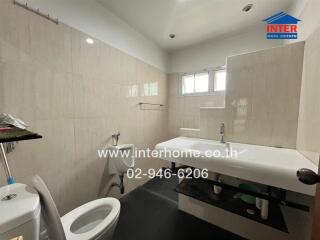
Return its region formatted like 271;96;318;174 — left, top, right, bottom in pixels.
214;70;226;91
180;68;225;96
195;73;209;92
182;75;195;94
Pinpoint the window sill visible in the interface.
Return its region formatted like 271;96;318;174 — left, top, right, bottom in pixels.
181;91;225;97
200;106;225;110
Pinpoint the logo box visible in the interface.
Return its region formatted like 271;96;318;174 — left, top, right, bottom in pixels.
263;12;301;40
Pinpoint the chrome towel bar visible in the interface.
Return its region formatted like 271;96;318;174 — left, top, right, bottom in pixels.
138;102;165;107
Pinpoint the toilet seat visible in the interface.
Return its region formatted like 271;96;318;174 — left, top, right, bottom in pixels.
32;175;120;240
61;198;120;240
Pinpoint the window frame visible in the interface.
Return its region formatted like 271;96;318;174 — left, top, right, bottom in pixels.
213;68;227;92
181;71;210;96
180;66;226;96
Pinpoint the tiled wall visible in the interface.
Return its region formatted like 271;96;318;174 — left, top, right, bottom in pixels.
168;73;225;138
0;0;168;214
296;27;320;165
200;42;305;148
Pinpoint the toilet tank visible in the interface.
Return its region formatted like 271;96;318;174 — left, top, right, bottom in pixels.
0;183;41;240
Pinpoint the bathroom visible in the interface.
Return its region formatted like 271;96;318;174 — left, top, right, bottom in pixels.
0;0;320;239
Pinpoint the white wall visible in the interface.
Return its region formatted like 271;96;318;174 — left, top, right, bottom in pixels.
289;0;320;41
169;28;284;73
289;0;309;17
290;0;320;165
21;0;168;71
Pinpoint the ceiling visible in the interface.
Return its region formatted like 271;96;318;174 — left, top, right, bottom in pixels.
97;0;297;52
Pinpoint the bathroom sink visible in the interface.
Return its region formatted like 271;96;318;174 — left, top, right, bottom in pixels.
191;142;226;152
155;137;318;196
190;141;239;155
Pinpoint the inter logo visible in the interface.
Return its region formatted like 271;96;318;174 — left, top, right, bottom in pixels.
263;12;301;40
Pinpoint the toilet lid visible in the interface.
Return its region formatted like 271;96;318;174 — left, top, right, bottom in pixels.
32;175;67;240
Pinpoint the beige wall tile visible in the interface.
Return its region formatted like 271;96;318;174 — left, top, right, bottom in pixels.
198;42;304;148
0;62;37;121
29;14;72;74
72;74;109;118
168;73;179;96
0;0;31;58
6;119;76;213
0;1;168;214
31;69;74;120
297;27;320;164
247;119;272;146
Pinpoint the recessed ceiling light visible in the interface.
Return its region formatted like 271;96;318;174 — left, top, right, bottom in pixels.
86;38;94;44
169;34;176;39
242;4;253;12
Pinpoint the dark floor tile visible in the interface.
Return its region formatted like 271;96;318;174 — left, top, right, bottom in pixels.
112;177;245;240
141;176;179;202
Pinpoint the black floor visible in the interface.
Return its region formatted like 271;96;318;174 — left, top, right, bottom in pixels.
112;177;246;240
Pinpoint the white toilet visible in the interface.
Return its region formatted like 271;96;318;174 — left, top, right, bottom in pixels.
0;176;120;240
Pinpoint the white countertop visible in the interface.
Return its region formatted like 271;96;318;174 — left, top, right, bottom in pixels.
155;137;318;196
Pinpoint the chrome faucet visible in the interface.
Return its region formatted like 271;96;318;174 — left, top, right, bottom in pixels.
220;123;225;143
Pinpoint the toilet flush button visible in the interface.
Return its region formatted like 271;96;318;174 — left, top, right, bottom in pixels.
1;194;17;201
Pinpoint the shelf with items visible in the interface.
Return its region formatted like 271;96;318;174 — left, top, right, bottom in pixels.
176;177;292;233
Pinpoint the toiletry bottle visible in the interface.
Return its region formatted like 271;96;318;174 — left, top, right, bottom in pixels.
214;176;223;194
261;199;269;220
